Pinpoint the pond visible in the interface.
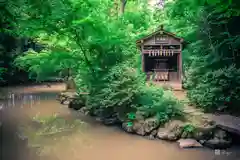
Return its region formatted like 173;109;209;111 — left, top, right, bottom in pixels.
1;83;240;160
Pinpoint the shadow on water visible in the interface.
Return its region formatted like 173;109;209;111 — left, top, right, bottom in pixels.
0;92;58;160
1;85;240;160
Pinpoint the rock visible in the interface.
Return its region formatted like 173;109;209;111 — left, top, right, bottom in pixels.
204;138;232;149
157;120;185;141
193;124;216;140
62;100;70;105
203;129;232;149
133;120;145;136
150;130;158;136
58;91;78;104
177;139;203;148
199;140;206;144
122;122;134;133
157;128;169;140
214;129;227;139
96;117;104;122
135;111;145;120
59;91;78;99
193;131;205;140
166;120;185;131
79;107;89;115
68;99;85;110
168;132;179;141
147;134;155;140
103;117;120;125
143;117;160;133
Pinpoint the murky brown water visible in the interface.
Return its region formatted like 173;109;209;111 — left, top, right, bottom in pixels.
1;83;240;160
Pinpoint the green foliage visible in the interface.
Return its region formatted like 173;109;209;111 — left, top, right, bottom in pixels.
160;0;240;112
136;85;183;123
6;0;183;124
183;123;196;134
186;65;240;111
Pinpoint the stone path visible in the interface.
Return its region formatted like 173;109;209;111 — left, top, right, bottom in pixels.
173;91;240;136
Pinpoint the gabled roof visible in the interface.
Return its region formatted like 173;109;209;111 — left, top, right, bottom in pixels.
136;25;184;45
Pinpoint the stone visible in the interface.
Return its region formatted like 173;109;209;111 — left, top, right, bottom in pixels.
79;107;89;115
168;132;179;141
193;131;205;140
68;99;84;110
133;120;145;136
157;120;185;141
193;124;216;140
135;111;145;120
177;139;203;148
150;130;158;136
143;117;160;133
62;100;70;105
103;117;120;125
157;128;169;140
214;129;227;139
204;138;232;149
122;122;134;133
147;134;155;140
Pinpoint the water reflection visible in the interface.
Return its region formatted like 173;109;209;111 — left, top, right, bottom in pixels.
1;85;240;160
0;92;58;109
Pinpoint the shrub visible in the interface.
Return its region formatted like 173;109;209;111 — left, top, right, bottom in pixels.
75;63;183;124
186;65;240;112
83;65;144;118
135;84;183;124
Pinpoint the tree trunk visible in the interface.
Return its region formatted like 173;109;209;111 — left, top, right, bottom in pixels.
120;0;127;14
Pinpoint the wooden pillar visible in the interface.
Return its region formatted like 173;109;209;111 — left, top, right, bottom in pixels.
141;44;145;72
179;51;182;83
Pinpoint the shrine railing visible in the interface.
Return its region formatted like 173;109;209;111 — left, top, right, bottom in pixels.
146;70;179;81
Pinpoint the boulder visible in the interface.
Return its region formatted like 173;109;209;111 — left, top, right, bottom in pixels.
133;120;145;136
150;130;158;137
103;117;120;126
68;99;84;110
204;138;232;149
79;107;89;115
157;120;185;141
214;129;227;139
146;130;158;140
157;128;169;140
58;92;79;105
193;124;216;140
143;117;160;133
157;120;184;141
135;111;145;120
177;139;203;148
122;122;134;133
203;129;232;149
59;91;78;99
62;100;71;105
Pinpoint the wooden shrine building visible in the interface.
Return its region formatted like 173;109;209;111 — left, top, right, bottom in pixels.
136;26;184;90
